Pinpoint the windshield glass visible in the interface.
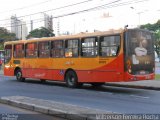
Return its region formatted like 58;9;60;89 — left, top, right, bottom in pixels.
128;29;153;56
4;45;12;64
125;29;154;75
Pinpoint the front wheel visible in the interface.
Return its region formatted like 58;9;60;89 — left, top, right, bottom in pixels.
16;69;25;82
65;70;81;88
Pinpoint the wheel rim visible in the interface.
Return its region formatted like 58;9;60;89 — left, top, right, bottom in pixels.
68;75;75;86
17;71;22;80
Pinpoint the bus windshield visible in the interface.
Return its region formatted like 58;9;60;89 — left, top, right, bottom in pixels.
4;45;12;64
125;29;154;75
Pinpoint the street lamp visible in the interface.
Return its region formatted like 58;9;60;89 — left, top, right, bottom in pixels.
130;7;148;28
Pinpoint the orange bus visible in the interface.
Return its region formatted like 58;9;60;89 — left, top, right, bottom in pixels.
4;28;155;87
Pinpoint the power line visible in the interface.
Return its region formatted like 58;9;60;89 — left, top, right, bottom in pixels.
3;19;45;29
0;0;149;23
49;0;149;18
1;0;121;27
101;0;149;9
0;18;44;28
0;0;95;22
0;0;52;14
0;0;151;28
52;0;121;18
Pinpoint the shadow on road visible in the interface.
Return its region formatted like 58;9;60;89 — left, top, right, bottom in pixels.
8;78;146;96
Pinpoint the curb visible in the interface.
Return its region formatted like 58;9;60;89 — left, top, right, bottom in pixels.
105;83;160;91
0;96;111;120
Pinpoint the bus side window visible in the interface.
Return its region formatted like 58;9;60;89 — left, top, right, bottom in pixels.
81;37;98;57
65;39;79;57
26;43;38;58
14;44;24;58
51;40;64;58
38;41;50;58
99;35;120;57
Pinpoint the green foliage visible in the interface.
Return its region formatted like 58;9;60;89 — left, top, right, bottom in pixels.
0;27;16;50
154;30;160;54
140;20;160;55
27;27;55;39
140;20;160;31
0;27;16;41
0;43;3;50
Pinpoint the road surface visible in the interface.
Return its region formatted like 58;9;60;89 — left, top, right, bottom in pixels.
0;75;160;114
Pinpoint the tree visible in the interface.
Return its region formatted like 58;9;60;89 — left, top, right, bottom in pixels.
155;30;160;54
0;27;16;41
27;27;55;39
140;20;160;55
0;27;16;50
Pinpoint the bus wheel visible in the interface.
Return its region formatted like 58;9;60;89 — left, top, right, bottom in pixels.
91;82;105;87
65;70;80;88
16;69;25;82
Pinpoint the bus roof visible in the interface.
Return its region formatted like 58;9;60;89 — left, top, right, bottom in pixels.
4;28;153;46
4;29;125;45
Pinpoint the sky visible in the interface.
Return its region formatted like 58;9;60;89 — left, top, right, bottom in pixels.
0;0;159;35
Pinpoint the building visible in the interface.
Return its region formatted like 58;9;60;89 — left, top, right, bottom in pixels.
21;21;28;40
44;13;53;31
11;16;28;40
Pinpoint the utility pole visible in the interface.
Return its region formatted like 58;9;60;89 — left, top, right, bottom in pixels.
57;18;60;36
130;7;148;28
21;23;22;40
30;20;33;31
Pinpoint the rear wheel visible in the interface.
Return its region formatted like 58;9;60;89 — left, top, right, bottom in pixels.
16;69;25;82
65;70;82;88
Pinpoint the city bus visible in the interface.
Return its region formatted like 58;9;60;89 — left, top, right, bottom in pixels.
4;28;155;88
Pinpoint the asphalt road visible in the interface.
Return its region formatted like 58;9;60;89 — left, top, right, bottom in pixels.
0;75;160;114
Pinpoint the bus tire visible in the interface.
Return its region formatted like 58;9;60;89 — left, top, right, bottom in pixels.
16;69;25;82
65;70;80;88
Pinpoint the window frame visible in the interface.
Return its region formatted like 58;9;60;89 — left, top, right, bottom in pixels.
25;42;38;58
38;41;50;58
13;44;25;58
81;36;98;58
65;39;79;58
51;40;64;58
99;34;121;57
